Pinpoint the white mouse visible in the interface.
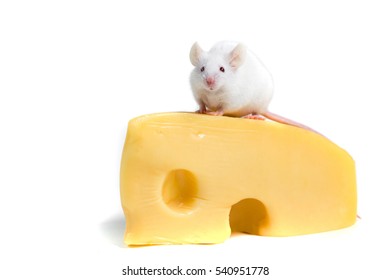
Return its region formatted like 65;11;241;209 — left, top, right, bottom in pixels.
189;41;320;134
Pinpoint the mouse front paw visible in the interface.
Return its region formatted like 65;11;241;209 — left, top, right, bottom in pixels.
206;109;224;116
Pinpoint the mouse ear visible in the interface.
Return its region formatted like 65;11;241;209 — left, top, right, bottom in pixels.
229;43;247;68
190;42;203;66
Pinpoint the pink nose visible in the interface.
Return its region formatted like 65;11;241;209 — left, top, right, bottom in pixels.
206;76;215;86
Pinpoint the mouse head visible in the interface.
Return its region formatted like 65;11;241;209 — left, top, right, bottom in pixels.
190;42;247;91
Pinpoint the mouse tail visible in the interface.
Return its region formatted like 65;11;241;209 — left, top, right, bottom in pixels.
263;111;323;136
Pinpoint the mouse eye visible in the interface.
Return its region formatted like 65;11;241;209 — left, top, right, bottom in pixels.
220;67;225;72
200;66;205;72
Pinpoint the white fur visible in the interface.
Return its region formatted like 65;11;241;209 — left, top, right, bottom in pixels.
189;41;274;117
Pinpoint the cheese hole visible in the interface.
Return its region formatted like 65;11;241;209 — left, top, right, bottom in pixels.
162;169;198;214
229;198;268;235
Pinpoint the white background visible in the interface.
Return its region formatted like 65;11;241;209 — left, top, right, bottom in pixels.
1;0;389;279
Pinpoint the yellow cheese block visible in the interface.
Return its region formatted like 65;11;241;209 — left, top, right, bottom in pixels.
120;112;357;245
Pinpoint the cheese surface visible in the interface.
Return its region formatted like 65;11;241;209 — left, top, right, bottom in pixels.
120;112;357;245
